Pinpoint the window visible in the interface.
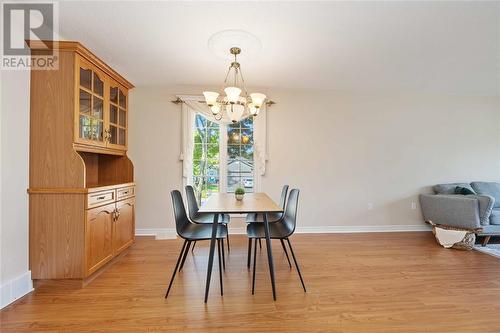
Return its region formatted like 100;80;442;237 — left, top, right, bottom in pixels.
192;115;220;203
227;117;254;192
191;113;255;202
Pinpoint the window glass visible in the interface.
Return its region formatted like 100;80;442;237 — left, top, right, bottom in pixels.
191;114;255;202
192;114;220;203
227;117;254;193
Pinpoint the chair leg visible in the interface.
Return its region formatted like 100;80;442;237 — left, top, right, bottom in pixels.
179;241;191;272
482;236;491;247
258;238;262;249
191;241;196;253
247;238;253;269
280;239;292;269
221;238;226;270
217;239;223;296
179;240;192;272
165;239;187;298
286;238;307;292
226;230;231;253
252;238;258;295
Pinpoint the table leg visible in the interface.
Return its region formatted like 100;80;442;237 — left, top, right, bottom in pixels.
263;212;277;300
204;213;219;303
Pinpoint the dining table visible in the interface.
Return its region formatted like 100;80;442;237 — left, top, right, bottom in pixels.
198;192;283;302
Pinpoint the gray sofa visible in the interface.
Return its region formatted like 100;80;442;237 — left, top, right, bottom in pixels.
420;182;500;246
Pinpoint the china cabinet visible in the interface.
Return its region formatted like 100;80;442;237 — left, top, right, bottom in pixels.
28;41;135;283
74;52;129;153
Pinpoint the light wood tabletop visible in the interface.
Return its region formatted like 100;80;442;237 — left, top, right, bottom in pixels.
198;193;283;214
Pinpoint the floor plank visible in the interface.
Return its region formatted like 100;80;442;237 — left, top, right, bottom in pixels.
1;233;500;332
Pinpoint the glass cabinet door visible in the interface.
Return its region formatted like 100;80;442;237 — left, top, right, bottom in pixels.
77;60;106;146
107;82;127;150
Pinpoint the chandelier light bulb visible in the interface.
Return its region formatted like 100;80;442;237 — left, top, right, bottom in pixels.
250;93;266;108
203;91;219;106
248;102;258;116
224;87;241;103
210;104;221;115
229;104;245;123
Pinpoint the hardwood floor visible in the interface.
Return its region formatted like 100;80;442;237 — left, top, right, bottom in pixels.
2;233;500;332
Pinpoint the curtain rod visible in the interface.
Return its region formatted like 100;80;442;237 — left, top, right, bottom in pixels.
171;97;276;106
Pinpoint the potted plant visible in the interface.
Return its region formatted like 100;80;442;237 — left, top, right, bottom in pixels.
235;187;245;201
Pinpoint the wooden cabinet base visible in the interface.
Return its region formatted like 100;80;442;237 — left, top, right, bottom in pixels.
33;246;132;289
29;184;136;280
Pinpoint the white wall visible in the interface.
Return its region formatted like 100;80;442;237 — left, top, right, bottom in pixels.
0;70;32;308
128;87;183;236
129;87;500;232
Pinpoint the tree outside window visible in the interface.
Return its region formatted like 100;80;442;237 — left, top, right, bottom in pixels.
193;115;220;203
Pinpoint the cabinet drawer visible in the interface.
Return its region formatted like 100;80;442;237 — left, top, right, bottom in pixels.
117;186;135;200
87;190;115;208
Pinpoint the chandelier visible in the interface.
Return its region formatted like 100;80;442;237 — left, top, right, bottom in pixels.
203;47;266;123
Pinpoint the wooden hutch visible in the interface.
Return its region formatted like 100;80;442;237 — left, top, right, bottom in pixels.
28;41;136;283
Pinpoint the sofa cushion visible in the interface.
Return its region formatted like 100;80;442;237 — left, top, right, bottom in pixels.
489;209;500;225
455;186;475;195
433;183;475;195
471;182;500;208
478;224;500;236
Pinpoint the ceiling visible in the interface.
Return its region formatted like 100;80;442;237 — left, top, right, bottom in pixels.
58;1;500;96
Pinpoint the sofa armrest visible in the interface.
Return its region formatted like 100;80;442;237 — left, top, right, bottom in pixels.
465;194;494;226
419;194;481;229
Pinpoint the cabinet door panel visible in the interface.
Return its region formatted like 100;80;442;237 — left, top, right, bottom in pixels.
113;198;135;254
93;72;104;97
75;56;108;148
80;67;92;90
106;80;128;151
79;90;91;114
86;203;115;275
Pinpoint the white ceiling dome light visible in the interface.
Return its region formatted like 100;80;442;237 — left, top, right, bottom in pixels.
208;29;262;61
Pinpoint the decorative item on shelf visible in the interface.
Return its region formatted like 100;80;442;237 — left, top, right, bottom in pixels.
235;187;245;201
203;47;268;123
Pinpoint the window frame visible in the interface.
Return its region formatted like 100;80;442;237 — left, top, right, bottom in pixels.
191;113;260;204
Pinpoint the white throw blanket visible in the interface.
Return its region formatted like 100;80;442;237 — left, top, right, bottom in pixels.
434;227;467;248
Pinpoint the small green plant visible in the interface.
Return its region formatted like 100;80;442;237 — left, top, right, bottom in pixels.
235;187;245;195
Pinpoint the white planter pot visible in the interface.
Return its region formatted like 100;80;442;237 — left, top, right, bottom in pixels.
235;194;244;201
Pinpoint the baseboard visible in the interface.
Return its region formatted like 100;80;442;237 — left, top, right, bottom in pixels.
295;225;431;233
0;271;34;309
135;228;177;240
135;224;431;239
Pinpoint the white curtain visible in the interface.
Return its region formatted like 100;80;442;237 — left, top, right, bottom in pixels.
178;94;268;192
253;104;268;177
180;101;195;187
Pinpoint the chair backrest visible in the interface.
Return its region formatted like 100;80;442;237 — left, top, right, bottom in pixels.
279;185;289;209
185;185;199;220
281;189;300;236
171;190;191;235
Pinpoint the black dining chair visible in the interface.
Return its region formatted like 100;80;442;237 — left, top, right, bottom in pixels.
186;185;231;253
246;185;289;264
165;190;227;299
246;185;289;224
246;189;306;294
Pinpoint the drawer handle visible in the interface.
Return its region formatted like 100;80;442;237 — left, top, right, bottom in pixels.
97;196;106;200
122;191;129;195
